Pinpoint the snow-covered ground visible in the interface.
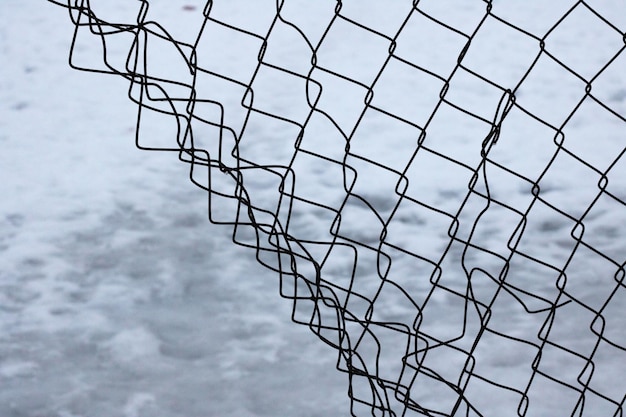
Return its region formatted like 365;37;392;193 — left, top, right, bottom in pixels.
1;1;625;416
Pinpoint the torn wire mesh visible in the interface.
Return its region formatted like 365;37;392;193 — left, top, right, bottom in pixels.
48;1;626;415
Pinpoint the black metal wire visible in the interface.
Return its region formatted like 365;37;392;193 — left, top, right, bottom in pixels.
48;1;626;415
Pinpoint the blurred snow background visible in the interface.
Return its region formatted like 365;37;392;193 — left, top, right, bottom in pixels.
1;1;625;416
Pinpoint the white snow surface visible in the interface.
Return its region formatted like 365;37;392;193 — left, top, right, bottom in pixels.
1;1;625;416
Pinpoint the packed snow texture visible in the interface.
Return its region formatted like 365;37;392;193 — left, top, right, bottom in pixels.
1;1;625;416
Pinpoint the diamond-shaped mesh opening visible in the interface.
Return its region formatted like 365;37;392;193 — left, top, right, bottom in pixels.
543;3;625;81
561;98;626;171
394;9;469;77
515;53;588;127
315;15;391;86
372;57;445;128
461;14;540;89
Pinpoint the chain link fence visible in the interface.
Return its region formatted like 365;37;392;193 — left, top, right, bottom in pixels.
48;1;626;415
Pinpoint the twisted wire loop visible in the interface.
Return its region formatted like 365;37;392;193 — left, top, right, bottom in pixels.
49;1;626;415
